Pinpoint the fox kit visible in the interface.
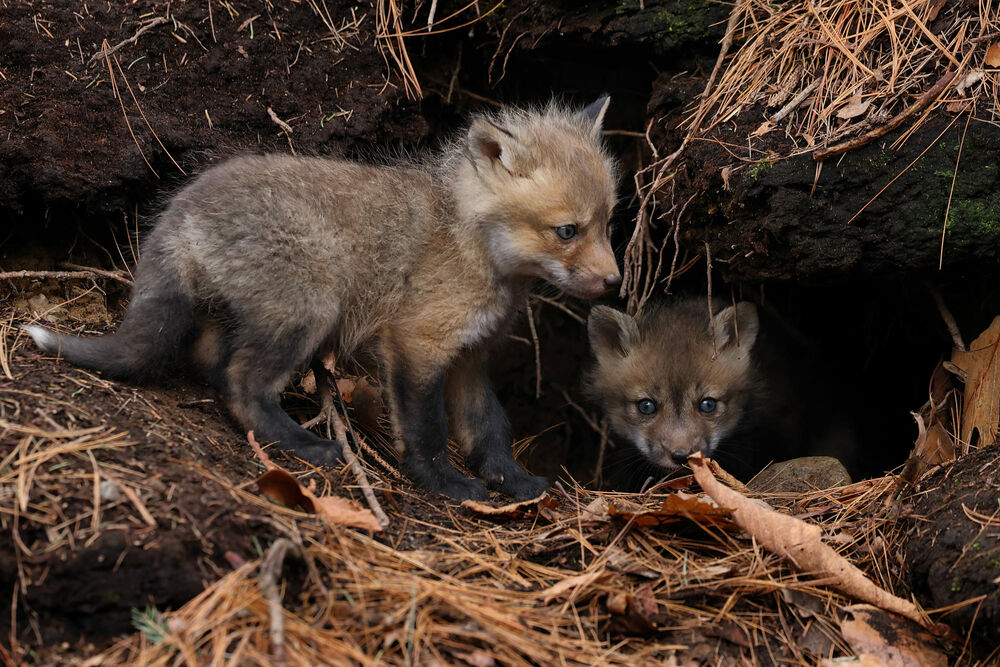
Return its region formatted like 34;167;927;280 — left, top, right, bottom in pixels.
26;98;621;500
586;298;856;481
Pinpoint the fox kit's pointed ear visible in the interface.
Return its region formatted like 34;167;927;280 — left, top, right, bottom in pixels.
588;306;638;360
467;119;528;174
581;95;610;140
712;302;759;353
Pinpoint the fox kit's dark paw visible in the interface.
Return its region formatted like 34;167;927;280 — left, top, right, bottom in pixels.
432;475;489;501
280;437;344;466
468;451;549;499
495;472;549;500
406;458;488;501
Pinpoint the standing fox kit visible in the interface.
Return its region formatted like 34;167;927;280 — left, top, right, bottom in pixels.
587;298;856;481
26;98;621;500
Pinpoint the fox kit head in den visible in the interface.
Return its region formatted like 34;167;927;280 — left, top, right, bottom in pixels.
453;97;620;299
586;299;761;471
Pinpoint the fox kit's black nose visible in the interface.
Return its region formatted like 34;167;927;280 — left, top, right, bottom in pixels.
604;274;621;288
671;448;693;464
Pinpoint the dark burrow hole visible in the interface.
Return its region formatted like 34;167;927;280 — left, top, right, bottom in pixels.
496;271;1000;490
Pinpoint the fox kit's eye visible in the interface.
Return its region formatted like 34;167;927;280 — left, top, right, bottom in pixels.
554;224;577;240
699;397;718;414
636;398;657;415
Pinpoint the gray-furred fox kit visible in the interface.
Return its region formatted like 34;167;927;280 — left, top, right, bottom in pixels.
25;97;621;500
586;298;857;482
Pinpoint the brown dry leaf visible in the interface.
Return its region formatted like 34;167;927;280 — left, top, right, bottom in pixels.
313;495;383;532
840;605;947;667
462;492;553;518
538;568;611;604
582;496;610;520
951;316;1000;448
986;42;1000;67
301;369;317;394
836;97;872;120
608;491;734;529
752;120;774;136
351;376;385;431
249;431;383;532
606;591;659;635
689;454;926;626
335;377;356;402
257;468;316;512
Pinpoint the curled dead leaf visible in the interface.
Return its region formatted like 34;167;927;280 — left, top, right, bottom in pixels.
986;42;1000;68
836;97;872;120
608;491;734;529
840;605;947;667
951;316;1000;448
249;431;383;532
689;454;927;627
606;591;659;635
257;467;316;512
312;495;384;532
350;377;385;432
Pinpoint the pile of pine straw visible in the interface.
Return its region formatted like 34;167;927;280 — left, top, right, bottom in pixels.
624;0;1000;312
2;298;964;664
93;465;914;664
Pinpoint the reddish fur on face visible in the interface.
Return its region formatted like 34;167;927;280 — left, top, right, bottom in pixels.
586;299;761;471
456;101;620;298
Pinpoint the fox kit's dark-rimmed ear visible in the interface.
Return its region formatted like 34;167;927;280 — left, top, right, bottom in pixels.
580;95;610;140
712;302;759;353
467;119;529;175
588;305;638;360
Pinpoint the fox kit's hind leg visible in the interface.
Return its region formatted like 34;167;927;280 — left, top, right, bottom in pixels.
224;327;342;465
384;344;488;501
447;350;548;499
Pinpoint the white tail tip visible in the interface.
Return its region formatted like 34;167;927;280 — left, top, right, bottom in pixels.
21;324;58;352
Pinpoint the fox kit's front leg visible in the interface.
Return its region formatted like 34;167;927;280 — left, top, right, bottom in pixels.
384;341;488;501
447;349;548;499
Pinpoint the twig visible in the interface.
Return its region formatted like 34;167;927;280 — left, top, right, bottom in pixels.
258;538;301;667
926;283;965;351
310;364;389;528
770;78;821;125
88;17;168;65
691;6;742;134
267;107;294;134
939;111;971;270
0;270;106;282
705;241;716;359
525;295;542;399
61;263;134;285
590;419;609;488
813;68;958;161
332;392;390;529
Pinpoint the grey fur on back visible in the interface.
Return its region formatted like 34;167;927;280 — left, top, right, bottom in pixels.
25;98;622;500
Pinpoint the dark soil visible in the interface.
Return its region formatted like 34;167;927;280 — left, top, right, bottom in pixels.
0;0;425;229
903;443;1000;653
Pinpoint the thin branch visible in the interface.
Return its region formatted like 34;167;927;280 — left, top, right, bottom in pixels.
813;68;959;161
88;17;168;65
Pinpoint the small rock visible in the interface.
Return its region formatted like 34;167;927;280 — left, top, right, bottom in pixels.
99;479;120;502
747;456;851;494
28;293;69;322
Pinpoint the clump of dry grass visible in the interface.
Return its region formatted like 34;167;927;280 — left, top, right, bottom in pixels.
89;470;934;665
623;0;1000;311
697;0;1000;149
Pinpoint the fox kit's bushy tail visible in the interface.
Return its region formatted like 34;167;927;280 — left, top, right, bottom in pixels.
24;257;195;382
